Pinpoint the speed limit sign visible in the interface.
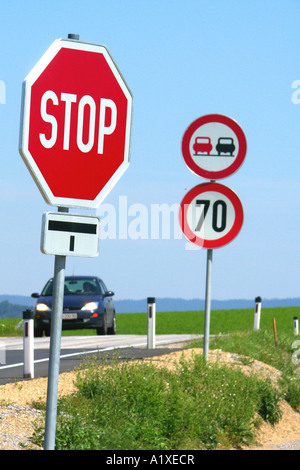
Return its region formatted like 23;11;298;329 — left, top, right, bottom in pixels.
179;182;243;249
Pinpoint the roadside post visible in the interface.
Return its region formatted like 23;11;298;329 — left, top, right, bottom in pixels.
147;297;156;349
294;317;299;335
19;33;133;450
203;249;213;359
253;296;262;331
23;309;34;379
179;114;247;361
0;341;5;366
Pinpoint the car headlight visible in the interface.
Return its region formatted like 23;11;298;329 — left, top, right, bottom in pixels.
81;301;99;311
36;303;51;312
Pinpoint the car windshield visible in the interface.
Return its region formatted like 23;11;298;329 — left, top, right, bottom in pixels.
41;277;101;296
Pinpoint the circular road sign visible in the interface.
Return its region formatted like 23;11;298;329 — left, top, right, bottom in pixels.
181;114;247;180
179;182;243;248
19;38;133;209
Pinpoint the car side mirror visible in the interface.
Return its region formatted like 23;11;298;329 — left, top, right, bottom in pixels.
31;293;40;298
104;291;114;297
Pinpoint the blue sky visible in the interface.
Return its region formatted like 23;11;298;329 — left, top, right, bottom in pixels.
0;0;300;303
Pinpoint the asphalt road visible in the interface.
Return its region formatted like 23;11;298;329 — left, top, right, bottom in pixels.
0;334;200;385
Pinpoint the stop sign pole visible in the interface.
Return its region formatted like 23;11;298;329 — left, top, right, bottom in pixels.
44;207;67;450
19;33;132;450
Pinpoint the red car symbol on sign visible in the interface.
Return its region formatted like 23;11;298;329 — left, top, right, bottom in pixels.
193;137;212;155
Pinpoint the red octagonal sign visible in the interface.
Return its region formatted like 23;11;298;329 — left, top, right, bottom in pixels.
19;38;133;209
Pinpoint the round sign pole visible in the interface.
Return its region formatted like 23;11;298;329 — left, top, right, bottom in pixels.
44;32;80;451
203;248;213;361
44;206;68;450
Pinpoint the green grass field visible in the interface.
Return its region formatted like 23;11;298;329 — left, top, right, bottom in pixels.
1;306;299;337
117;306;300;336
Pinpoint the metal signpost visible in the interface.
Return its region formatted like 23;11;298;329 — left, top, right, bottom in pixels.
180;114;247;361
44;222;67;449
19;34;132;450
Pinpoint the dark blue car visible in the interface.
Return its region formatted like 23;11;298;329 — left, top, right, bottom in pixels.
31;275;116;337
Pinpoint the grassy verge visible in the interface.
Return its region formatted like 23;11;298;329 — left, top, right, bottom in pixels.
32;352;282;450
0;318;22;336
3;306;300;449
191;329;300;412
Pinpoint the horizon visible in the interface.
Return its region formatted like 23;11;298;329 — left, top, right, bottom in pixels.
1;293;300;302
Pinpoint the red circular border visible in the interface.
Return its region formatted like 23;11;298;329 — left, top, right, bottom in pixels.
181;114;247;179
179;182;244;248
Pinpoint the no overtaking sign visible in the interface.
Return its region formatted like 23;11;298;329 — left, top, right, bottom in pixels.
181;114;247;180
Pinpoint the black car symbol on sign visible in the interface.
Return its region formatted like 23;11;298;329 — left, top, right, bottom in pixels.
216;137;235;156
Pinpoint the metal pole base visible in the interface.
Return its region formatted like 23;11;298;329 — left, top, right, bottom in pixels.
44;254;66;450
203;249;213;362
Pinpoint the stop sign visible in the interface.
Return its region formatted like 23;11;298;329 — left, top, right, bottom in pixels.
19;38;133;209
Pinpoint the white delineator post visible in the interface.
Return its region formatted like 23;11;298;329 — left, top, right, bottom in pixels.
253;296;262;331
147;297;156;349
23;309;34;379
294;316;299;335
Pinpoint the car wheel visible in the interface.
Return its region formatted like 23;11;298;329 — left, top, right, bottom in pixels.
96;313;107;335
34;327;43;337
45;326;51;337
107;314;116;335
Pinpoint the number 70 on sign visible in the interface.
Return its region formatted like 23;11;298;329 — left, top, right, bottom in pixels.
179;182;244;249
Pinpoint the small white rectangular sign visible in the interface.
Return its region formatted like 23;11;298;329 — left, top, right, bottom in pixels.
41;212;100;257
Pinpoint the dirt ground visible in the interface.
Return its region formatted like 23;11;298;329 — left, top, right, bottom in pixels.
1;346;300;450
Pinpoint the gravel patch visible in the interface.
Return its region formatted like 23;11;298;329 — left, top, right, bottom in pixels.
0;405;42;450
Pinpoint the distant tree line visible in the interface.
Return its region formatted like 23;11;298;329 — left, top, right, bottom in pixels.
0;301;30;319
